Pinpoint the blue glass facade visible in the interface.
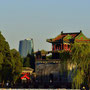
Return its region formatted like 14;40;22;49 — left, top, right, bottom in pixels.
19;39;34;57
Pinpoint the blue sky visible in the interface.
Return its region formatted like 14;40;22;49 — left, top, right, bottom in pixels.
0;0;90;51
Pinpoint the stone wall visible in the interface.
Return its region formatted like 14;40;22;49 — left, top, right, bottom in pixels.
35;59;68;83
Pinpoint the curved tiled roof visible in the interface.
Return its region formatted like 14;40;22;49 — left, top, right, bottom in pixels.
47;31;90;43
52;32;80;42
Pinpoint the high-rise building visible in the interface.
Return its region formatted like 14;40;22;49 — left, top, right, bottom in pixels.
19;38;34;57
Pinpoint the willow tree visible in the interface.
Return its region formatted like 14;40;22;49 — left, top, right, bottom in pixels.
71;43;90;89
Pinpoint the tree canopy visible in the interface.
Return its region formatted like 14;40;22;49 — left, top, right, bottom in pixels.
0;32;22;85
11;49;22;83
71;43;90;89
0;32;13;83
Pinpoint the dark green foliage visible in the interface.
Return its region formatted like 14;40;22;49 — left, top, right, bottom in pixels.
0;32;13;83
23;54;35;70
0;32;22;85
59;51;71;74
11;49;22;82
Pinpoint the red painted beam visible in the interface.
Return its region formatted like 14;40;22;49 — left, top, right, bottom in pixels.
21;73;30;80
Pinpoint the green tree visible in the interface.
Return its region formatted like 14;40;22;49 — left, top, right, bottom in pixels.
0;31;13;85
0;53;3;82
71;43;90;89
0;32;22;86
11;49;22;83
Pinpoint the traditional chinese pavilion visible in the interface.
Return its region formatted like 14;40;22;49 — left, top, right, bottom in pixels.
47;30;90;52
34;31;90;87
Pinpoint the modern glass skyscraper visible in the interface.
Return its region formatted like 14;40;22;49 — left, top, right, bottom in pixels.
19;38;34;57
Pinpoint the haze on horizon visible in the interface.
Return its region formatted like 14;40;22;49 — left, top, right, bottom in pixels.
0;0;90;51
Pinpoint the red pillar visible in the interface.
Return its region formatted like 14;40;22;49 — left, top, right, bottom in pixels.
65;44;66;50
54;44;56;51
64;44;66;50
66;44;68;51
63;44;65;50
67;45;69;50
69;45;70;51
66;44;67;50
56;45;57;50
59;45;60;50
69;44;71;52
69;44;71;50
64;44;65;50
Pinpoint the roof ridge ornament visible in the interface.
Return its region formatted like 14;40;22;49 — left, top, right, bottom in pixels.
80;30;82;33
61;31;63;34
